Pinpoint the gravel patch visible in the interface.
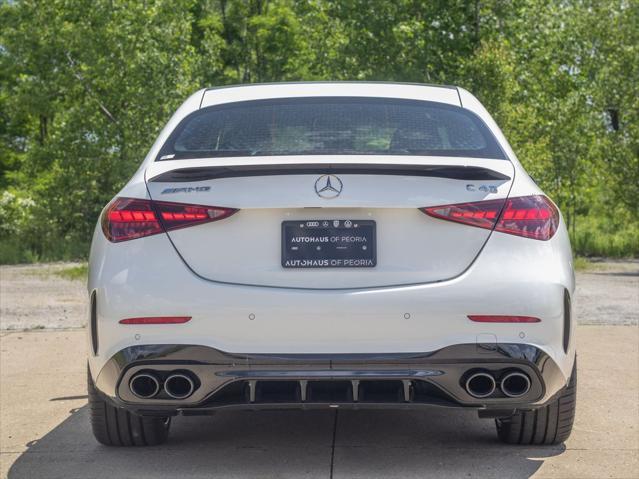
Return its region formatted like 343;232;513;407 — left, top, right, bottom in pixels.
574;259;638;325
0;263;88;330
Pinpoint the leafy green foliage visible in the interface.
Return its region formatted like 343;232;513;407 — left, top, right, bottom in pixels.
1;0;637;263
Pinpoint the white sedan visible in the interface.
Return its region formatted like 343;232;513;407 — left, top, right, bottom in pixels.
87;82;576;446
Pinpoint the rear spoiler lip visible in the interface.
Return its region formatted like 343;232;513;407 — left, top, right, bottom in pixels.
147;163;511;183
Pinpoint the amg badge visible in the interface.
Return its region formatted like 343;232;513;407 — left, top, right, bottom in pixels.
161;186;211;194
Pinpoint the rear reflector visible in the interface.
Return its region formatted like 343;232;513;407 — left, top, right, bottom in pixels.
119;316;192;325
102;197;237;242
421;195;559;240
468;315;541;323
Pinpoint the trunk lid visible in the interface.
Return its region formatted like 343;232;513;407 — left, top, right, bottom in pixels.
145;156;514;289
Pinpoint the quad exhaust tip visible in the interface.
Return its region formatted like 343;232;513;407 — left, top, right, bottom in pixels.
129;373;160;399
500;371;531;398
465;371;496;398
164;373;196;399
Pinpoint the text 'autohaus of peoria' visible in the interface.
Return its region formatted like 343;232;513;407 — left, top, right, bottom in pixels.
284;233;374;267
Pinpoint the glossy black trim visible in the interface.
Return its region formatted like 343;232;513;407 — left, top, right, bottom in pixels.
89;291;98;355
563;289;571;353
94;343;567;416
99;343;550;366
148;163;511;183
203;81;459;93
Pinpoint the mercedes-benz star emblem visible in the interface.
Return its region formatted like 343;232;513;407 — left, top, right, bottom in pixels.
314;174;343;199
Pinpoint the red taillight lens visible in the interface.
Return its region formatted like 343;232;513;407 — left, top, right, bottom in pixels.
495;196;559;240
102;198;162;242
421;195;559;241
422;198;506;230
102;197;237;242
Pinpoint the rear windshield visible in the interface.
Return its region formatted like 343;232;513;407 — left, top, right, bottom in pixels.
158;97;506;160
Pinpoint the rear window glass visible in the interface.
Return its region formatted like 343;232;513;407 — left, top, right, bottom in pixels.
158;97;505;160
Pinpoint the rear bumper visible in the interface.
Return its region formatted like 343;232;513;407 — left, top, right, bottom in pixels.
95;342;570;416
89;222;576;377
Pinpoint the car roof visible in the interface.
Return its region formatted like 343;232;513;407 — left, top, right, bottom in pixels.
200;81;462;109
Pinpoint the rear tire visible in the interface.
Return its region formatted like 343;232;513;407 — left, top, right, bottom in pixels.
495;358;576;445
88;366;171;446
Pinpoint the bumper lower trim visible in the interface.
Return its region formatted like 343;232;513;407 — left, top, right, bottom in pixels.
217;369;445;378
94;343;567;414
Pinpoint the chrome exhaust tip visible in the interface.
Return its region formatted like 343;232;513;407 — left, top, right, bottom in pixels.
164;373;195;399
129;373;160;399
465;371;496;398
501;371;531;398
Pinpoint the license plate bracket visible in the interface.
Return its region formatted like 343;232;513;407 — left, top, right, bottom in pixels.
281;220;376;268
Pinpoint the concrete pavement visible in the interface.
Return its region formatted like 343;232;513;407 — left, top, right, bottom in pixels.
1;325;637;479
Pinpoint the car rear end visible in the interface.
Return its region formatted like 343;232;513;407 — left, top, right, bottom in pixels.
87;83;576;446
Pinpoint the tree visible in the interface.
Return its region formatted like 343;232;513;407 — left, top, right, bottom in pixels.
1;0;637;261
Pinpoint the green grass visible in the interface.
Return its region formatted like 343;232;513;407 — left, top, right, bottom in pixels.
570;215;639;258
0;239;41;264
573;256;593;271
54;263;88;281
0;237;90;265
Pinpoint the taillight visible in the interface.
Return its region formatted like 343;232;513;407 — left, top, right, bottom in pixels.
495;196;559;240
423;198;506;230
102;197;237;242
421;195;559;241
